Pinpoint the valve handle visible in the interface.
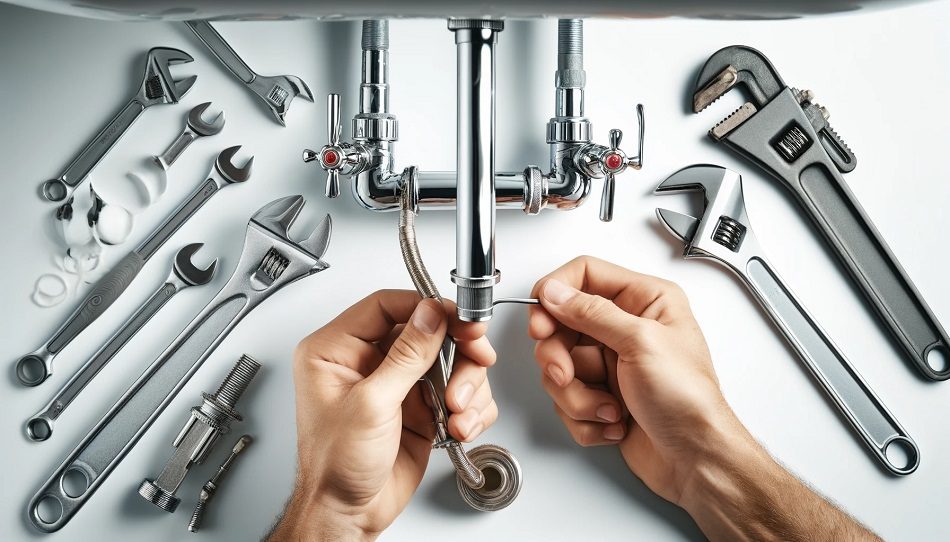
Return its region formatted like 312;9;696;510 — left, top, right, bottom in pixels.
600;172;616;222
597;104;645;222
324;93;342;197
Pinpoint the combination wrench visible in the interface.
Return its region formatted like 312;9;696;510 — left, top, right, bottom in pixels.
41;47;196;203
16;146;252;386
153;102;225;170
655;164;919;475
25;243;217;442
27;196;332;532
185;21;313;126
692;45;950;380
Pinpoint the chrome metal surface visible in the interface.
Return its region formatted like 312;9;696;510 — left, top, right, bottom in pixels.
655;164;919;476
25;244;217;442
188;434;253;532
154;102;225;170
26;197;331;532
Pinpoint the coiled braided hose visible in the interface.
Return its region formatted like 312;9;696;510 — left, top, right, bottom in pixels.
397;167;522;511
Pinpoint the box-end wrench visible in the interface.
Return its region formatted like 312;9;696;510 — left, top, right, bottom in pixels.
153;102;225;170
16;147;252;387
25;243;217;442
27;196;332;533
692;45;950;380
41;47;197;203
655;164;919;475
184;21;313;126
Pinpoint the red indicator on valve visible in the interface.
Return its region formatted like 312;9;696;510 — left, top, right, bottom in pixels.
322;149;340;166
605;153;623;170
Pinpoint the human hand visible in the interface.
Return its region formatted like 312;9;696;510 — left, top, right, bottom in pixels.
270;290;498;540
528;256;751;506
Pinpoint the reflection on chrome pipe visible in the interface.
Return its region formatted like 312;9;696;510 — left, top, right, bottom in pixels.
448;19;503;322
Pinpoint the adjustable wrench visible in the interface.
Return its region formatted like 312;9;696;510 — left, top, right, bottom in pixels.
655;164;919;475
16;147;252;386
153;102;225;170
42;47;197;202
692;45;950;380
27;196;331;532
185;21;313;126
25;244;217;442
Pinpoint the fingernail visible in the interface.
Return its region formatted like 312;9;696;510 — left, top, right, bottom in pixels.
596;404;620;423
455;383;475;409
412;301;441;334
542;279;578;305
546;364;566;386
604;424;625;441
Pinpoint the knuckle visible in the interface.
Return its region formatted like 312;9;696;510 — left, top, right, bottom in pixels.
574;294;612;322
387;333;428;369
573;423;601;447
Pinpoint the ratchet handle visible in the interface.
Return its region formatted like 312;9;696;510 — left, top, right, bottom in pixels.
725;89;950;380
26;281;180;442
42;99;145;202
186;21;256;84
744;256;919;475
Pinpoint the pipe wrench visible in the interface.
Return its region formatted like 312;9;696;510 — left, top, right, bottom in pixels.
42;47;196;203
692;45;950;380
27;196;332;532
25;243;217;442
16;147;251;386
655;164;918;475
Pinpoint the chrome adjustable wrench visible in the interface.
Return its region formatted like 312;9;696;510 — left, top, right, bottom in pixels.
27;196;332;532
153;101;225;170
42;47;197;202
185;21;313;126
692;45;950;380
655;164;919;475
16;147;252;386
25;243;217;442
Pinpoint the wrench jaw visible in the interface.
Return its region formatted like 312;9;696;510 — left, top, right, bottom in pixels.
693;45;785;113
213;145;254;185
187;102;226;137
141;47;197;106
172;243;218;287
249;74;314;127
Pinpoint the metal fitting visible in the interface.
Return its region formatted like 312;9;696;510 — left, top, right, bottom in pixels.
138;355;261;513
187;434;253;532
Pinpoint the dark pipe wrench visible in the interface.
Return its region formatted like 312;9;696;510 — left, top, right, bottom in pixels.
693;45;950;380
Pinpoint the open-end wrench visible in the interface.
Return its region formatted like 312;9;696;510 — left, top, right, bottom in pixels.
153;102;225;170
25;244;217;443
16;147;252;386
27;196;331;532
655;164;919;475
41;47;197;203
692;45;950;380
185;21;313;126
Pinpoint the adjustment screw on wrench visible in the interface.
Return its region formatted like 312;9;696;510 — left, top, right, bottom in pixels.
154;102;226;170
25;243;217;442
185;21;313;126
42;47;196;202
139;355;261;512
188;435;252;532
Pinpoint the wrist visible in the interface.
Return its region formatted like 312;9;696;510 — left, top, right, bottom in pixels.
269;487;376;542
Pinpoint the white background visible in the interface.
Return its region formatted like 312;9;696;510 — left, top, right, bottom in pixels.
1;2;948;540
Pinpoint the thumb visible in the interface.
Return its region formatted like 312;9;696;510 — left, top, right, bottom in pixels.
538;278;645;357
363;298;447;407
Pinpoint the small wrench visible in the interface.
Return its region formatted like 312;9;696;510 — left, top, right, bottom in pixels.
27;196;331;532
692;45;950;380
25;244;217;442
16;147;251;386
153;102;225;170
185;20;313;126
42;47;197;202
655;164;919;475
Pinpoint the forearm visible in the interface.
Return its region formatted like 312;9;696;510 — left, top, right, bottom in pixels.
679;415;880;542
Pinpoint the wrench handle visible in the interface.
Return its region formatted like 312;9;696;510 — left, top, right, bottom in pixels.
25;280;181;442
155;128;197;170
726;89;950;379
137;177;219;261
743;255;919;475
42;99;145;202
186;21;256;84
